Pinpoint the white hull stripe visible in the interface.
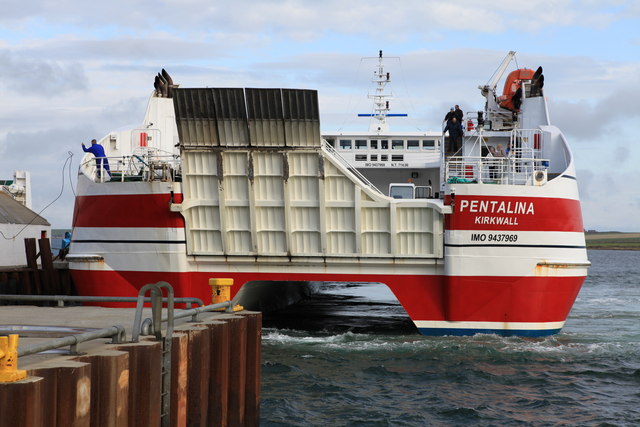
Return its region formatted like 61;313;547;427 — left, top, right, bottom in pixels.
414;320;566;331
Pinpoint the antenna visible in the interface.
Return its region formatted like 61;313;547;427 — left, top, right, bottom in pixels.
358;50;407;133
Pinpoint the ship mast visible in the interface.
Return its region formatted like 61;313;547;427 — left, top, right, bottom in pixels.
358;50;406;133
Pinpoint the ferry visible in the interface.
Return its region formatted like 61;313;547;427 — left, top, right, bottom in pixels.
67;51;590;336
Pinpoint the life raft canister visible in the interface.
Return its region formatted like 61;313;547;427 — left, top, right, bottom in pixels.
498;68;535;111
467;119;474;131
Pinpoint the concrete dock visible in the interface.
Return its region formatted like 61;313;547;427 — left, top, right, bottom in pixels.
0;305;261;427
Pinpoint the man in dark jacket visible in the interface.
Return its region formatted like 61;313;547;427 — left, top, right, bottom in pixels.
82;139;111;178
444;117;464;154
454;105;464;122
443;107;455;125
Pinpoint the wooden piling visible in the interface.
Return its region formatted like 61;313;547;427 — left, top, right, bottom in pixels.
38;238;58;295
23;238;41;295
0;377;44;427
208;320;230;426
29;360;92;427
75;350;129;427
244;312;262;426
170;332;188;427
228;316;248;427
173;325;210;426
114;341;162;427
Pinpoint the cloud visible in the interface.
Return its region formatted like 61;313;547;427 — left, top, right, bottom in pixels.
0;50;88;96
578;169;640;231
548;76;640;141
0;1;633;40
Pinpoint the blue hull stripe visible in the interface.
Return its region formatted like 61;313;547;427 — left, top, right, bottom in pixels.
418;327;562;338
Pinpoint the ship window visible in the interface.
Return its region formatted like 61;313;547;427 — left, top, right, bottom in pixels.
381;140;389;149
392;154;404;161
392;140;404;150
370;140;378;149
407;140;419;150
370;154;378;161
381;154;388;161
415;186;432;199
339;139;352;149
355;139;367;150
422;139;435;149
325;138;336;148
355;154;367;161
389;185;414;199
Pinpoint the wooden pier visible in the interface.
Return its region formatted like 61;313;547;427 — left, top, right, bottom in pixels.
0;305;261;427
0;237;75;299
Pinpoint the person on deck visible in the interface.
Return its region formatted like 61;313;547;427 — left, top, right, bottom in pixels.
82;139;111;178
444;117;464;154
454;105;464;122
443;107;455;125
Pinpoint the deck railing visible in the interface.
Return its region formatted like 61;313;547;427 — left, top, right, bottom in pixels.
80;151;181;183
445;148;549;186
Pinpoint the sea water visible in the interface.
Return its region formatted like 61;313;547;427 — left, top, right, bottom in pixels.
260;250;640;426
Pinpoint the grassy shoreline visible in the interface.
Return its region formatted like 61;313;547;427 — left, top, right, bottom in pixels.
585;232;640;250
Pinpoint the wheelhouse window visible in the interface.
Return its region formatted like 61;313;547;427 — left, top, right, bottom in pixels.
389;185;414;199
392;140;404;150
422;139;435;149
381;140;389;150
355;139;367;150
370;140;379;149
407;140;419;150
339;139;352;149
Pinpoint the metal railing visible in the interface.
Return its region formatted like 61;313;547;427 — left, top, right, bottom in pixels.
80;150;181;183
17;325;127;357
445;149;549;185
0;294;204;308
322;139;384;196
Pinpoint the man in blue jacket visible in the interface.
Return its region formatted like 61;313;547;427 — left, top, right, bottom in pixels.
81;139;111;178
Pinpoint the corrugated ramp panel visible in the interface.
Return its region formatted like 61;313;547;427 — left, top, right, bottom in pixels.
252;152;287;254
324;161;356;254
222;152;254;254
246;88;285;147
181;151;223;254
395;206;435;255
173;88;250;148
173;88;219;147
361;207;391;254
282;89;321;147
213;88;250;147
287;152;322;254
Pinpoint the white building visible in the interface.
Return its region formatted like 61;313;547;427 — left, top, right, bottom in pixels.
0;192;51;267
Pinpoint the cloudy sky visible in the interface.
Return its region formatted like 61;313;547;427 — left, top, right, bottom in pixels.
1;0;638;231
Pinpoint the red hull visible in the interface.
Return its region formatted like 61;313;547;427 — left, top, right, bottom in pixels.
71;269;584;324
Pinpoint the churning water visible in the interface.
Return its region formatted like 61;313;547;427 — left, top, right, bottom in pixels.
261;250;640;426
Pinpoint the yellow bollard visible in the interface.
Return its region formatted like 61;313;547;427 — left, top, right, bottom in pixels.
209;278;244;312
0;334;27;382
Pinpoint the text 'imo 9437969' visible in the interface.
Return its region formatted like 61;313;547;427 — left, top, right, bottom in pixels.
68;51;589;337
